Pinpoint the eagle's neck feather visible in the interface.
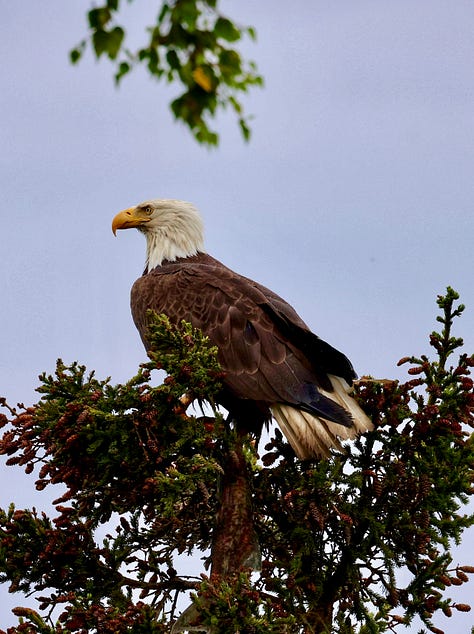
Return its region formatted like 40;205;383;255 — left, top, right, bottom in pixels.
144;224;204;272
134;199;205;272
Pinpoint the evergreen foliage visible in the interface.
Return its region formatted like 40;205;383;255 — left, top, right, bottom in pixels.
0;289;473;633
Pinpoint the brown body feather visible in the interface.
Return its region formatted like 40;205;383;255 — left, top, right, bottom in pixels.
130;252;372;458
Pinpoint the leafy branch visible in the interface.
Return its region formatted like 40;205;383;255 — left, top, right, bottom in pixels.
70;0;263;146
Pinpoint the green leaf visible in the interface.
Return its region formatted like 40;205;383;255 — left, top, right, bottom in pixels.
88;7;111;29
246;26;257;41
214;17;241;42
69;39;86;65
219;49;241;73
239;117;251;142
114;61;131;85
228;96;242;114
166;49;181;70
158;2;170;22
106;26;125;60
195;126;219;146
173;0;199;30
92;29;109;57
69;46;83;65
147;48;160;75
92;26;124;60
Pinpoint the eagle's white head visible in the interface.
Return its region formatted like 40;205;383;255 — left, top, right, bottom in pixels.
112;199;205;271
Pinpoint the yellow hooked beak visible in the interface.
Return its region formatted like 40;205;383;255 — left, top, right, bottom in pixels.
112;207;151;236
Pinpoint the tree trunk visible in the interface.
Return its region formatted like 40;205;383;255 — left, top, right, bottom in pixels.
210;432;260;578
171;432;260;633
303;604;334;634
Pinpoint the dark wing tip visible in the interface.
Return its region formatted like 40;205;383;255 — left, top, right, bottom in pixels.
298;382;354;428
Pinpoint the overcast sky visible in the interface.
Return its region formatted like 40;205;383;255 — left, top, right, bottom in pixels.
1;1;474;630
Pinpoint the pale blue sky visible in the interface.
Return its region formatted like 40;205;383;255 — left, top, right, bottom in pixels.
1;1;473;630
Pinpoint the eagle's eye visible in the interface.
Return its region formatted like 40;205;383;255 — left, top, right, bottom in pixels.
144;206;153;215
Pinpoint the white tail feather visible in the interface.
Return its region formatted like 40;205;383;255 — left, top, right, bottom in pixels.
270;375;373;460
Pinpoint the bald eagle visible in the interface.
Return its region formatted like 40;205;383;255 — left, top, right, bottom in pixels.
112;199;372;459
